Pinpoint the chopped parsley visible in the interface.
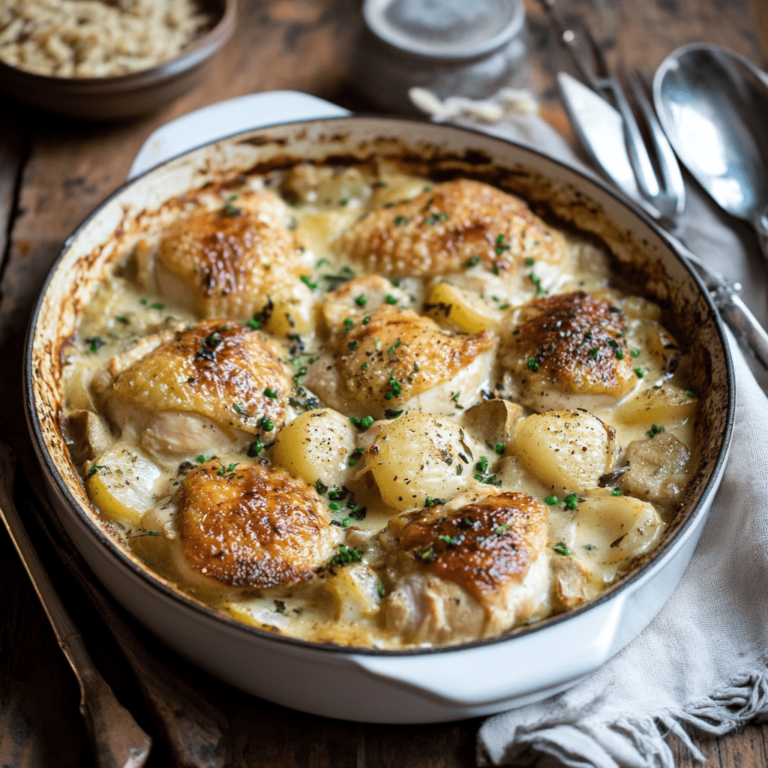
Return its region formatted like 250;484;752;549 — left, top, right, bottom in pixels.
589;348;599;359
260;417;274;431
263;388;278;399
85;336;105;353
527;357;539;372
462;255;481;268
634;367;645;379
330;546;363;566
384;408;403;419
394;215;410;226
223;194;242;217
233;403;250;417
86;464;106;477
387;340;401;357
247;437;264;457
529;272;547;295
524;257;535;266
355;295;368;307
377;581;385;597
646;424;665;438
115;315;129;325
437;534;458;545
631;348;640;358
425;497;446;508
300;275;318;291
552;543;571;556
563;493;579;510
385;294;398;305
347;340;359;351
612;488;622;496
545;495;559;505
495;442;505;455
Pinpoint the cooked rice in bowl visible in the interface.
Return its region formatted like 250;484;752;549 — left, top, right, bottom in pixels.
0;0;213;78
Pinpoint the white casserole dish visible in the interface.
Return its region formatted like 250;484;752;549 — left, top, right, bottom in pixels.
25;111;734;723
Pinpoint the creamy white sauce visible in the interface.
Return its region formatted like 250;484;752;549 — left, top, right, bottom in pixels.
62;167;698;649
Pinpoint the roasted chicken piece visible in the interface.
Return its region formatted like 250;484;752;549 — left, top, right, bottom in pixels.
304;307;495;418
378;492;550;644
500;291;636;412
137;190;309;320
92;321;293;462
336;179;569;278
173;461;338;589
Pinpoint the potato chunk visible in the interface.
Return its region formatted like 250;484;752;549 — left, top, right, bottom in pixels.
424;281;502;333
368;414;471;512
272;408;357;489
512;409;616;494
567;496;663;580
86;446;162;529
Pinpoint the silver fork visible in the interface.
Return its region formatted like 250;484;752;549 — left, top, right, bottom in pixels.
538;0;768;372
540;0;685;223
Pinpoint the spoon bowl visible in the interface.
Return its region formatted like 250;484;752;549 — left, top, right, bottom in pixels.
654;43;768;260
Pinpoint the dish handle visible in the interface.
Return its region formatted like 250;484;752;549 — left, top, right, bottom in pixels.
348;594;626;709
128;91;350;180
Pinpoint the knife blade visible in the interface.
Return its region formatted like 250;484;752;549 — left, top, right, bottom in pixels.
557;70;768;371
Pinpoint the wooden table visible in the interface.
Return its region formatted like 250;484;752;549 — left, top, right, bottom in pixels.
1;1;767;765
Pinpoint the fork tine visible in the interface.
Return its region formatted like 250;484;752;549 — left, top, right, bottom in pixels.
626;70;686;215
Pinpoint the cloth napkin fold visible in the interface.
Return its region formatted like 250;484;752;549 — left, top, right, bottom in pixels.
411;88;768;768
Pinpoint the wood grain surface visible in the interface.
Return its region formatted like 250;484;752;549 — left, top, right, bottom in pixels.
1;1;767;766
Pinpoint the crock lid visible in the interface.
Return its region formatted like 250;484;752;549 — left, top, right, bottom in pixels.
362;0;525;61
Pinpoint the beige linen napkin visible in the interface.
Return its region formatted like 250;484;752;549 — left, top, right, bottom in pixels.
412;88;768;767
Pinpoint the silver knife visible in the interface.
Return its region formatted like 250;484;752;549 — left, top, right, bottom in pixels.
558;71;768;371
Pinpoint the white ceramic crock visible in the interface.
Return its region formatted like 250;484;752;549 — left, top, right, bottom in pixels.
25;110;734;724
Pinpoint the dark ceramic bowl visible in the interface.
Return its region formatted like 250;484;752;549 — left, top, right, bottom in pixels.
0;0;235;120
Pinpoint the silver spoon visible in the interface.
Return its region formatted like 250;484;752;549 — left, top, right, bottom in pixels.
654;43;768;262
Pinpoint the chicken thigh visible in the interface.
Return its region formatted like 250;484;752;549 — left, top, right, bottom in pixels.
500;291;636;412
92;320;293;462
378;492;550;644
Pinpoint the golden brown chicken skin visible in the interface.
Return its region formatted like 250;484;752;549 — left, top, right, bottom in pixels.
378;492;550;643
500;291;636;411
304;308;495;418
104;320;293;437
336;179;568;278
146;190;306;319
385;493;548;599
175;461;337;589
